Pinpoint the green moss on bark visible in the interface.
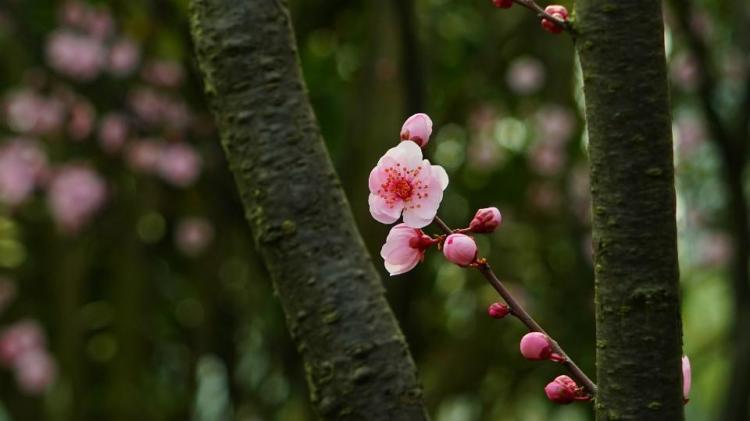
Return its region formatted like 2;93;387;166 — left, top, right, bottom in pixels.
574;1;684;419
189;1;427;419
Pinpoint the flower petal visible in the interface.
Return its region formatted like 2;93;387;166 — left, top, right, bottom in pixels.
385;253;421;276
430;164;449;190
369;193;402;224
379;140;423;169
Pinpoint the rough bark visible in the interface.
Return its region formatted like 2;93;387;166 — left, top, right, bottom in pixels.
574;1;684;419
189;1;427;419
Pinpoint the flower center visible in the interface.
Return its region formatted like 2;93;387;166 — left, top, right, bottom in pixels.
390;179;413;200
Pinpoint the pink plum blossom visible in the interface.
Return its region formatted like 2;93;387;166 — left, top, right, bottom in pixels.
0;139;48;206
84;8;114;39
400;113;433;147
519;332;559;361
469;207;502;233
156;143;202;187
46;30;106;81
682;355;691;402
0;320;46;367
47;165;107;233
545;375;580;404
14;349;56;395
368;141;448;228
380;223;433;276
442;234;478;266
175;217;215;256
108;38;141;76
487;302;510;319
97;113;129;153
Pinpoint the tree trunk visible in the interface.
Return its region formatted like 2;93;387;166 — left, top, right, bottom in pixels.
574;1;684;419
189;1;428;419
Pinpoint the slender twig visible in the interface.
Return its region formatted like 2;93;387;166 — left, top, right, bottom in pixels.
433;216;598;396
512;0;575;34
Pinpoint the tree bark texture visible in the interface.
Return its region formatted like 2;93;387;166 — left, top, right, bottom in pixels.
574;1;684;420
189;1;428;419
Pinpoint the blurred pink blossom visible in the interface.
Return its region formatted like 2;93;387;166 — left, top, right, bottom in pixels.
698;232;732;267
47;165;107;233
46;30;105;81
98;113;129;153
0;320;46;367
506;57;545;95
670;53;699;91
534;105;576;145
528;182;561;212
142;60;185;88
60;1;88;28
126;139;164;173
14;349;56;395
85;9;114;39
128;88;190;128
67;100;96;141
4;90;65;135
175;217;215;256
675;115;706;157
0;139;48;206
529;142;566;176
157;143;202;187
108;38;141;76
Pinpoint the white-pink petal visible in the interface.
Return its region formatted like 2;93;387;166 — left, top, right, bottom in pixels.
368;193;402;224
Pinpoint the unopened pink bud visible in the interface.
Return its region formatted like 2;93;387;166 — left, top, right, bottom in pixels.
442;234;478;266
488;302;510;319
682;355;691;403
492;0;513;8
519;332;558;361
469;207;502;233
542;5;568;34
545;375;579;404
400;113;433;148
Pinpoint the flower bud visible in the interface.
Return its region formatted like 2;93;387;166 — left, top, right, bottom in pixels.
400;113;433;148
488;302;510;319
541;5;568;34
544;375;579;404
492;0;513;8
519;332;554;360
469;207;502;233
442;234;478;266
682;355;691;403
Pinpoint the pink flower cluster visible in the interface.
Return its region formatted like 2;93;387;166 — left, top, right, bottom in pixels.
47;1;141;81
0;139;48;206
0;320;57;395
126;140;202;187
370;114;504;275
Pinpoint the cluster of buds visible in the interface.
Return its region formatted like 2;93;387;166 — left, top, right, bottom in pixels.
490;0;570;35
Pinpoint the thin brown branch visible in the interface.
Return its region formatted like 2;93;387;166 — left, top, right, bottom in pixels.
433;216;597;397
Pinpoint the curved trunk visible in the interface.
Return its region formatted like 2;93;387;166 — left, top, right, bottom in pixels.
189;1;428;419
574;1;685;419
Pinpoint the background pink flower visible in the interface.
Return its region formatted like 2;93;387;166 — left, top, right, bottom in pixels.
0;139;48;206
47;165;107;233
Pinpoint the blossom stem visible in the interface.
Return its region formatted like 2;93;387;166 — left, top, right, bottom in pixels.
433;215;597;397
512;0;575;34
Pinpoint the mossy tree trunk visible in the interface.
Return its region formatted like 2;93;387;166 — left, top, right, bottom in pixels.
189;1;427;419
574;1;684;419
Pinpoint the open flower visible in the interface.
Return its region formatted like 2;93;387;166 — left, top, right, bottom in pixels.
380;223;434;276
368;141;448;228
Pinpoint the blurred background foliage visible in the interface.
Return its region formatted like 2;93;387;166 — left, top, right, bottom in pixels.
0;0;743;420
